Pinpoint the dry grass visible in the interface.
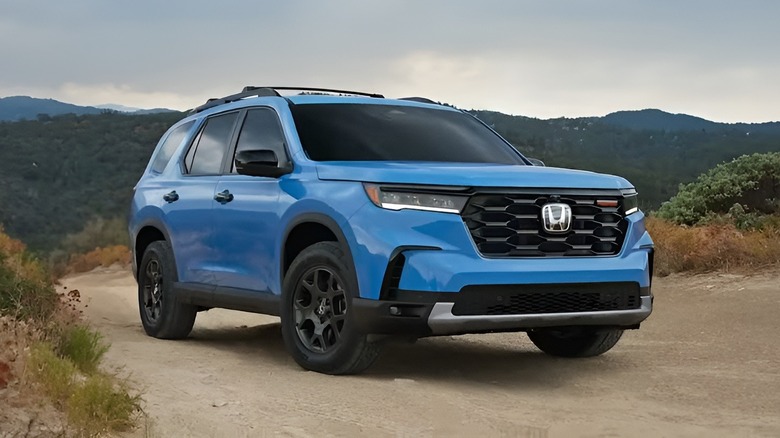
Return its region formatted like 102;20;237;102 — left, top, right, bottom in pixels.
0;228;59;320
1;228;141;436
647;216;780;276
66;245;131;275
24;328;141;436
67;374;141;437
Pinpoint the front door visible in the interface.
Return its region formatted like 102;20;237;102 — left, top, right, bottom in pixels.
212;107;290;293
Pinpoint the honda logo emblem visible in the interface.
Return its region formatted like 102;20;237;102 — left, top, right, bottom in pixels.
541;203;572;233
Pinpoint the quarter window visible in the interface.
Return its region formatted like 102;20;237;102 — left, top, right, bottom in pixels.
185;112;238;175
151;121;193;173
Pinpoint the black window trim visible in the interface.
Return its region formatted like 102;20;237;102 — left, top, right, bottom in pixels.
179;110;242;177
221;105;293;177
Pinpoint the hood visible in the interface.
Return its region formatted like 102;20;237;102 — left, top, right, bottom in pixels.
315;162;632;190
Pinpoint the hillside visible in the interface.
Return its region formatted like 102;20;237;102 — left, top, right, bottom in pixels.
0;108;778;253
473;110;780;208
0;96;174;121
600;109;780;134
0;111;184;250
0;96;105;121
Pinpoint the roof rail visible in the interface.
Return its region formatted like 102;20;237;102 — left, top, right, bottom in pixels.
191;86;385;114
245;86;384;98
399;97;438;105
191;87;280;114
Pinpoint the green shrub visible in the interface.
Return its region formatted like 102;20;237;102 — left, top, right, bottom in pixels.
67;374;141;436
28;343;77;403
58;325;109;374
657;152;780;226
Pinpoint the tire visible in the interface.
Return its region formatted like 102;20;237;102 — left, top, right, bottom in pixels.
137;241;197;339
527;327;623;358
280;242;381;375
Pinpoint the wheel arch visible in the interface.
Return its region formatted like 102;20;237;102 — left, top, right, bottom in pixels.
281;214;357;287
133;221;172;279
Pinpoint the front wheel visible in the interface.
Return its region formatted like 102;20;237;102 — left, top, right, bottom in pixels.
527;327;623;358
280;242;381;374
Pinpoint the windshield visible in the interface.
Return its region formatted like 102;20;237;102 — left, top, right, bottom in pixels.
290;103;526;164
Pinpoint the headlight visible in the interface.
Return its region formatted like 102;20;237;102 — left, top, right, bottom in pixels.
363;184;468;214
621;188;639;215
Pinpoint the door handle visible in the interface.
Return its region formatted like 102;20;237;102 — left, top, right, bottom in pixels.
214;189;234;204
163;190;179;203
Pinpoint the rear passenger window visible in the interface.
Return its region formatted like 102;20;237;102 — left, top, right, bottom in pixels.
231;108;288;173
185;112;238;175
151;121;193;173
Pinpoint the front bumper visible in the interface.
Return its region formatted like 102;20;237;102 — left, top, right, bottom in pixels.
426;297;652;335
352;284;653;337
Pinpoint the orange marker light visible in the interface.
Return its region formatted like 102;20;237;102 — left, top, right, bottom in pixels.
596;200;619;207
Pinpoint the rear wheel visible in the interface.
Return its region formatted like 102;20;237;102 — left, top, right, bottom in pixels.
138;241;197;339
281;242;381;374
527;327;623;357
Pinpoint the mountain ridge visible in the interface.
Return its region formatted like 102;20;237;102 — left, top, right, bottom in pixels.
598;108;780;134
0;95;174;121
2;95;779;132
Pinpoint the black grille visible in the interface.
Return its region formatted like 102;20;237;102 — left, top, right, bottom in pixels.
462;192;629;257
452;282;641;316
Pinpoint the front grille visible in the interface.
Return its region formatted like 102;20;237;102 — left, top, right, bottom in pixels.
452;282;640;316
462;192;629;257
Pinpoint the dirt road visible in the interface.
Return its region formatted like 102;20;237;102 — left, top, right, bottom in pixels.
60;268;780;437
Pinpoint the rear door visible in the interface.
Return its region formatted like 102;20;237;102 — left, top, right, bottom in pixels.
162;111;239;285
212;107;290;293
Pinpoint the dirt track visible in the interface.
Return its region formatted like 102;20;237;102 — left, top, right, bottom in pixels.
60;268;780;437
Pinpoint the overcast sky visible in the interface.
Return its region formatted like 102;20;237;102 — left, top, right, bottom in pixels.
1;0;777;122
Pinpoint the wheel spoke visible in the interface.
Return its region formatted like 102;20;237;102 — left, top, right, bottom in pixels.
146;260;160;280
308;331;323;350
327;320;341;343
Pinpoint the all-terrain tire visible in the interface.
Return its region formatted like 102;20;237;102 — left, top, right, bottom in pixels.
280;242;381;375
137;241;197;339
528;327;624;358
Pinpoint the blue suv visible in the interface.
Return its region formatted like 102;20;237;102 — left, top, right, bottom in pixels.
130;87;654;374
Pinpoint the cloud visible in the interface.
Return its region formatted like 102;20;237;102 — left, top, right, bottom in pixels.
0;0;778;121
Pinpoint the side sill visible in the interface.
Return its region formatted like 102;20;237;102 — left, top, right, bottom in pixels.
173;282;281;316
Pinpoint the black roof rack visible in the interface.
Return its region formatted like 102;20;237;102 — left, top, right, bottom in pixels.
399;97;438;105
191;86;384;114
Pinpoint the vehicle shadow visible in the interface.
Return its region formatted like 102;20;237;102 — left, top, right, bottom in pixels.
368;337;634;388
184;322;636;388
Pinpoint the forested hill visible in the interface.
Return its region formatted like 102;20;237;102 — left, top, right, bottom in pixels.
599;109;780;134
473;110;780;209
0;112;184;251
0;109;778;252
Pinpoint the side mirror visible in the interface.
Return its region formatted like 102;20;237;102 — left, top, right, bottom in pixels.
527;157;545;167
235;149;292;178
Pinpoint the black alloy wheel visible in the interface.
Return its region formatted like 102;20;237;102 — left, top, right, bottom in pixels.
142;259;164;323
280;241;382;374
137;241;197;339
293;267;348;353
